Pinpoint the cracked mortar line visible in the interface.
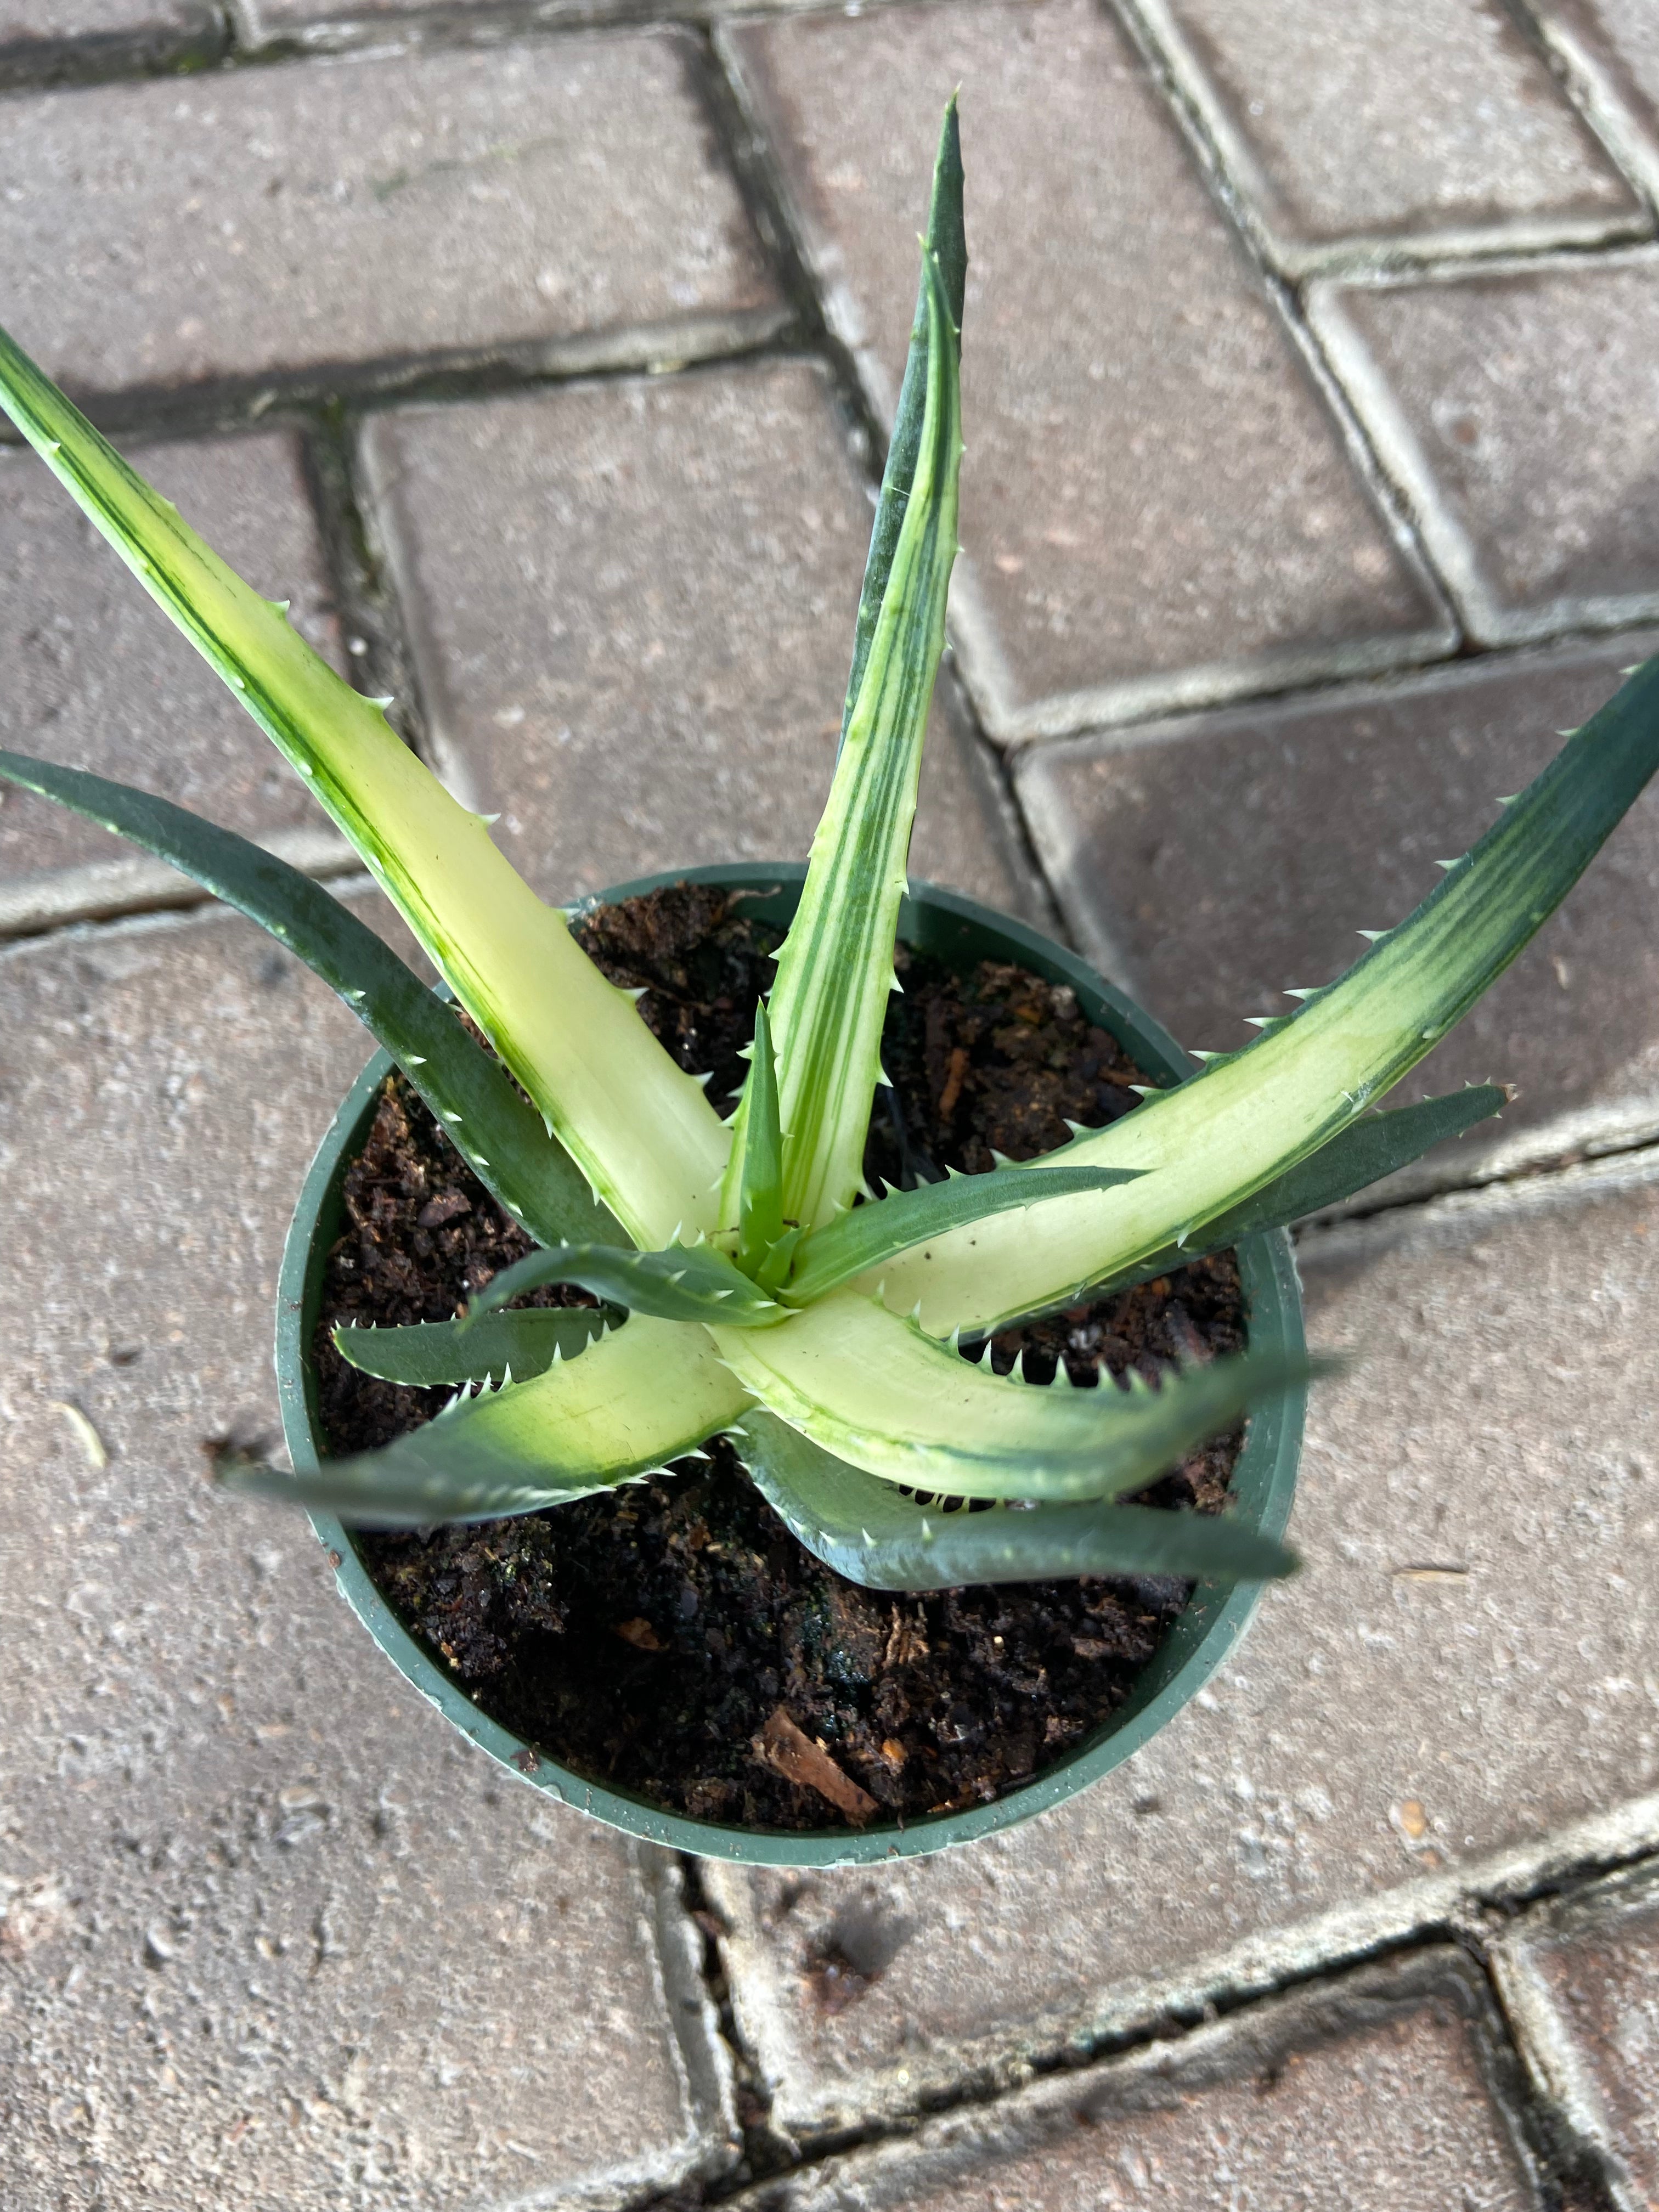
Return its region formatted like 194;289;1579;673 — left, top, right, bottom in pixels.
640;1940;1594;2212
221;0;962;67
706;1797;1659;2155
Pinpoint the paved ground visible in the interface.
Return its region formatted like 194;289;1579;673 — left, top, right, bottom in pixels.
3;0;1659;2205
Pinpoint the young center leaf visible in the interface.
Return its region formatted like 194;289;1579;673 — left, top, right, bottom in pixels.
723;107;964;1241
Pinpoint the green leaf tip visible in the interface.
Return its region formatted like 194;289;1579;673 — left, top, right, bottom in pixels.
735;997;786;1280
465;1239;785;1329
335;1307;614;1389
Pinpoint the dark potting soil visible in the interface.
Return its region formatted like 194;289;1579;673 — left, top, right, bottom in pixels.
320;882;1248;1830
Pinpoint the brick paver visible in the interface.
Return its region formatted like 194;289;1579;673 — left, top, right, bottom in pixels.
707;1157;1659;2131
362;362;1037;910
0;35;780;398
1135;0;1639;274
1311;252;1659;643
747;1955;1539;2212
0;904;733;2209
0;0;212;50
1494;1863;1659;2207
1016;634;1659;1197
0;427;348;917
724;0;1447;742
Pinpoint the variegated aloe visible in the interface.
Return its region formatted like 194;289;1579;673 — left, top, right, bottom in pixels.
5;102;1657;1596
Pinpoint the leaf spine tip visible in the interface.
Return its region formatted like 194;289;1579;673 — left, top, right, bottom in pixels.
1556;729;1579;738
1190;1049;1220;1062
1357;929;1388;943
405;1054;426;1065
368;694;395;710
1497;795;1517;806
1435;859;1460;872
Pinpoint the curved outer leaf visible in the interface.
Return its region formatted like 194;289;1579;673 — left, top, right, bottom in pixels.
727;228;963;1237
335;1308;612;1388
0;750;624;1249
783;1163;1138;1307
713;1291;1308;1500
0;324;726;1249
224;1316;751;1526
1074;1083;1506;1305
469;1242;784;1327
874;662;1659;1334
737;1409;1296;1589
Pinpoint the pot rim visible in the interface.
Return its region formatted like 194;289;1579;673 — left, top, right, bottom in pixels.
276;864;1306;1867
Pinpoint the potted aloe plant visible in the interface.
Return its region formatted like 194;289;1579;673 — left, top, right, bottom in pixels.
3;104;1656;1864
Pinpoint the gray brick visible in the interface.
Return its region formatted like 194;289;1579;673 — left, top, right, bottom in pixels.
1016;634;1659;1199
362;362;1039;915
1532;2;1659;210
1135;0;1639;275
1494;1863;1659;2209
0;35;779;398
723;0;1447;744
1311;253;1659;644
755;1954;1538;2212
0;901;733;2209
0;427;351;921
0;0;213;50
708;1156;1659;2134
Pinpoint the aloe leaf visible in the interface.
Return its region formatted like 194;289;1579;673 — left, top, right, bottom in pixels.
737;1410;1295;1589
874;660;1659;1333
1077;1084;1507;1303
223;1316;750;1526
713;1291;1310;1500
782;1163;1139;1306
0;324;726;1248
839;93;966;752
335;1308;613;1389
468;1242;784;1328
735;997;785;1278
0;749;624;1248
729;178;963;1238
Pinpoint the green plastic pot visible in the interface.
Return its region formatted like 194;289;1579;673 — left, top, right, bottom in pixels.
276;864;1305;1866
